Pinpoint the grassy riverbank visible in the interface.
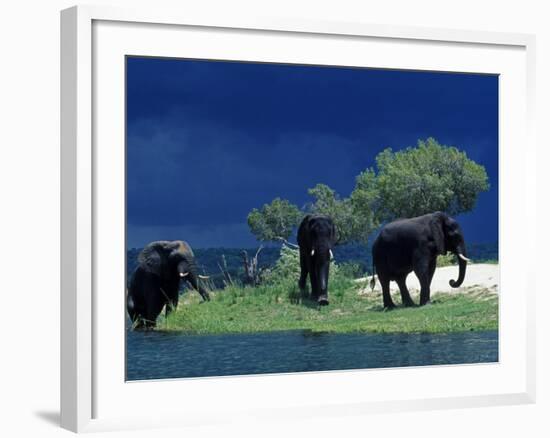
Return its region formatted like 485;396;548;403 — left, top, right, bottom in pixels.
163;278;498;335
156;248;498;335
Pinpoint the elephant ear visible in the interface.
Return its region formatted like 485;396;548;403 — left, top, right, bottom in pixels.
138;241;171;276
330;221;337;246
297;214;312;246
429;213;446;255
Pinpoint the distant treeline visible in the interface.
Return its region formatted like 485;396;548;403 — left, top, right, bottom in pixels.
127;242;498;289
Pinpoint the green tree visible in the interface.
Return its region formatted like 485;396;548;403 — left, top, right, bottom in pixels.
375;137;489;220
350;168;380;238
308;183;378;245
247;198;302;242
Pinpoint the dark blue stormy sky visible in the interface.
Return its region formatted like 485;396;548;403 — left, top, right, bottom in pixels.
126;57;498;249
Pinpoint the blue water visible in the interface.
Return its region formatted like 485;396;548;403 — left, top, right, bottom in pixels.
126;330;498;380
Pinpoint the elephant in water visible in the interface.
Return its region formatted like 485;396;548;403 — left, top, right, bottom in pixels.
371;212;469;309
297;214;336;305
127;240;210;329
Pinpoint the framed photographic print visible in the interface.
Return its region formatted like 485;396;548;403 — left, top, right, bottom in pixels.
61;5;536;432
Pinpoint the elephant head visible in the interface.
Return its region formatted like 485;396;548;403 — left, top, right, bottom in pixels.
430;212;469;288
139;240;210;301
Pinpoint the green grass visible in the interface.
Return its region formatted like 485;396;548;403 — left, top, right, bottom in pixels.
162;279;498;335
158;248;498;335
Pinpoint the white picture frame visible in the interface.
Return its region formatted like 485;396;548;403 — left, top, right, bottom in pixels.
60;4;536;433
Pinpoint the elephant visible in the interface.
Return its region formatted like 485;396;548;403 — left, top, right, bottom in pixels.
297;214;336;305
127;240;210;329
371;211;470;309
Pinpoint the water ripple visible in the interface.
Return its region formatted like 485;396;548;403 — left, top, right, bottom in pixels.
126;330;498;380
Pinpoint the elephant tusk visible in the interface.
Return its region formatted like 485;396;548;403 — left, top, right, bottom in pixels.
458;253;471;262
311;249;315;256
198;275;210;280
329;249;334;260
179;272;189;278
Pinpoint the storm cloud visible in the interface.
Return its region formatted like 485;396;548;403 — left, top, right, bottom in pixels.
126;58;498;248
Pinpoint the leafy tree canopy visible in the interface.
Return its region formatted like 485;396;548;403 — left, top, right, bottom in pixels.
375;137;490;220
308;183;378;245
246;138;489;247
349;168;380;240
247;197;302;242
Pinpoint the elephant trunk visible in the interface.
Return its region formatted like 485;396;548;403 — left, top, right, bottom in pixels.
179;259;210;302
319;267;327;295
449;244;467;288
316;258;330;305
196;276;211;302
188;268;211;302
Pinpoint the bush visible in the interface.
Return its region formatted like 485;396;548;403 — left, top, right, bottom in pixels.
436;253;457;267
337;262;364;279
258;244;355;304
264;244;301;284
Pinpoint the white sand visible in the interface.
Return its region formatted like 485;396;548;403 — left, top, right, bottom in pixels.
356;263;499;295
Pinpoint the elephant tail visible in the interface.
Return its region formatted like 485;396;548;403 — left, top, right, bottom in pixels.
370;261;376;292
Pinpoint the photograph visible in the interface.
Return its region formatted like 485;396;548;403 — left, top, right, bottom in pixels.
125;56;499;381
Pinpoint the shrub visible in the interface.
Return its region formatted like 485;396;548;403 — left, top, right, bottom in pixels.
436;253;457;267
264;244;301;285
337;261;364;279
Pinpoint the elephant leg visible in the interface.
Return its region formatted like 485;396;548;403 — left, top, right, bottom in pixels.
414;258;432;306
143;302;161;327
298;253;309;291
133;319;145;330
396;275;415;307
160;280;179;318
379;273;395;309
309;265;319;299
135;275;163;329
418;257;437;306
165;295;178;318
428;257;437;284
127;293;138;324
128;294;147;330
143;318;156;329
165;302;176;318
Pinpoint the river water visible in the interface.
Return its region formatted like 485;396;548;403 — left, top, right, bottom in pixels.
126;330;498;381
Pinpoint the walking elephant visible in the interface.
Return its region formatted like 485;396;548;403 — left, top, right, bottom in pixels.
127;240;210;329
371;212;469;309
297;214;336;305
